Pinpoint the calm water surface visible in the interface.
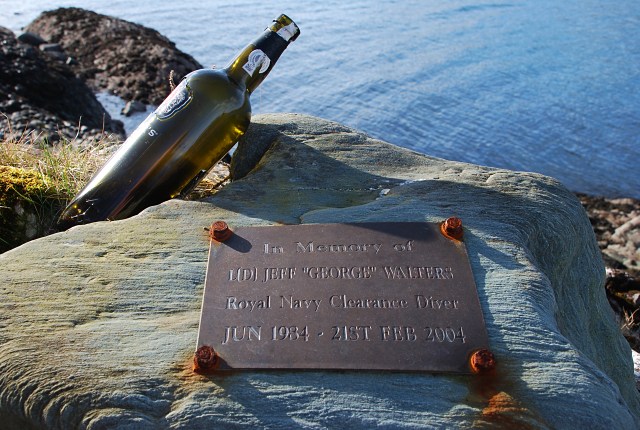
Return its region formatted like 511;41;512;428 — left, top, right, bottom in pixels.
2;1;639;198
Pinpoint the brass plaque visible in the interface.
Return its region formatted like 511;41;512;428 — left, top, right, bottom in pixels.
197;222;489;373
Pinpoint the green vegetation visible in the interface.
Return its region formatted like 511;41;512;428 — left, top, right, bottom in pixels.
0;127;117;252
0;128;115;200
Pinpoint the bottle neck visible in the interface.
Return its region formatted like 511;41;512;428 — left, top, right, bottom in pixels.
225;15;299;94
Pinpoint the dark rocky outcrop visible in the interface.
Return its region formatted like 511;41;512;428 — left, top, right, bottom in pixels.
0;26;124;142
25;7;203;106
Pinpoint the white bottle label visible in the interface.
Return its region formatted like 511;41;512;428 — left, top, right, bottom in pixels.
155;80;193;120
276;23;298;42
242;49;271;76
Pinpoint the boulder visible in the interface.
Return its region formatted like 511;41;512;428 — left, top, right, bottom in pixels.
0;114;638;429
0;26;124;142
25;8;203;106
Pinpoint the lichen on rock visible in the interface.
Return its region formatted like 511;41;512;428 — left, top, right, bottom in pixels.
0;165;64;253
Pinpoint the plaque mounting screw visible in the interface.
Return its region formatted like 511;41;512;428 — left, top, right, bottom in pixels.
193;345;218;373
469;348;496;374
208;221;232;242
441;217;463;241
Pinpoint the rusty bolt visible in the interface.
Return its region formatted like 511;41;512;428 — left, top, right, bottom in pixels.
209;221;232;242
193;345;218;373
469;348;496;374
441;217;463;240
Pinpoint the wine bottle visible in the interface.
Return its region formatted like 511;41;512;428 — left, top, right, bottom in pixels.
57;14;300;229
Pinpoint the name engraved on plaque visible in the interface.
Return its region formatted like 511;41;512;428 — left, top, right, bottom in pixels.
197;222;490;373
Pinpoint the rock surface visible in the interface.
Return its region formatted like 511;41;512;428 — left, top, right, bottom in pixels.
0;26;124;142
25;7;203;106
1;114;639;429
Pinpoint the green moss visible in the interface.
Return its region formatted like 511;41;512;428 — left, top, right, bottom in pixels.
0;165;65;253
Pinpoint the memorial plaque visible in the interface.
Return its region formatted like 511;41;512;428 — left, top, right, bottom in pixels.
196;222;489;373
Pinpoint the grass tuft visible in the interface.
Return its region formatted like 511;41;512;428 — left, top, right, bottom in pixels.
0;120;119;252
0;120;118;203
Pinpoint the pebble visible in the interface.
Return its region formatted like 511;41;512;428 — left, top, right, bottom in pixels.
121;100;146;117
16;31;45;46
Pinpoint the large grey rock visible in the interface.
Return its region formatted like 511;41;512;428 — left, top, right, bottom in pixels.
1;113;638;429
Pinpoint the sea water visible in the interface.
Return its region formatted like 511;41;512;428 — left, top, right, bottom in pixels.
2;0;639;198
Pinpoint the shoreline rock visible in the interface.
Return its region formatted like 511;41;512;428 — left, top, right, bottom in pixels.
0;26;125;143
25;7;203;106
2;7;203;144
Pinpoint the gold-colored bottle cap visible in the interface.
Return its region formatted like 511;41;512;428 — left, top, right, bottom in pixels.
270;14;300;42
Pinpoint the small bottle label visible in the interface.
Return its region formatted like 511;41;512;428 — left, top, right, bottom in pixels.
155;80;193;120
276;22;298;42
242;49;271;76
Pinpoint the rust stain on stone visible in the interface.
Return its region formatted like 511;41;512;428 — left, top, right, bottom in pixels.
474;391;545;430
466;359;548;429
